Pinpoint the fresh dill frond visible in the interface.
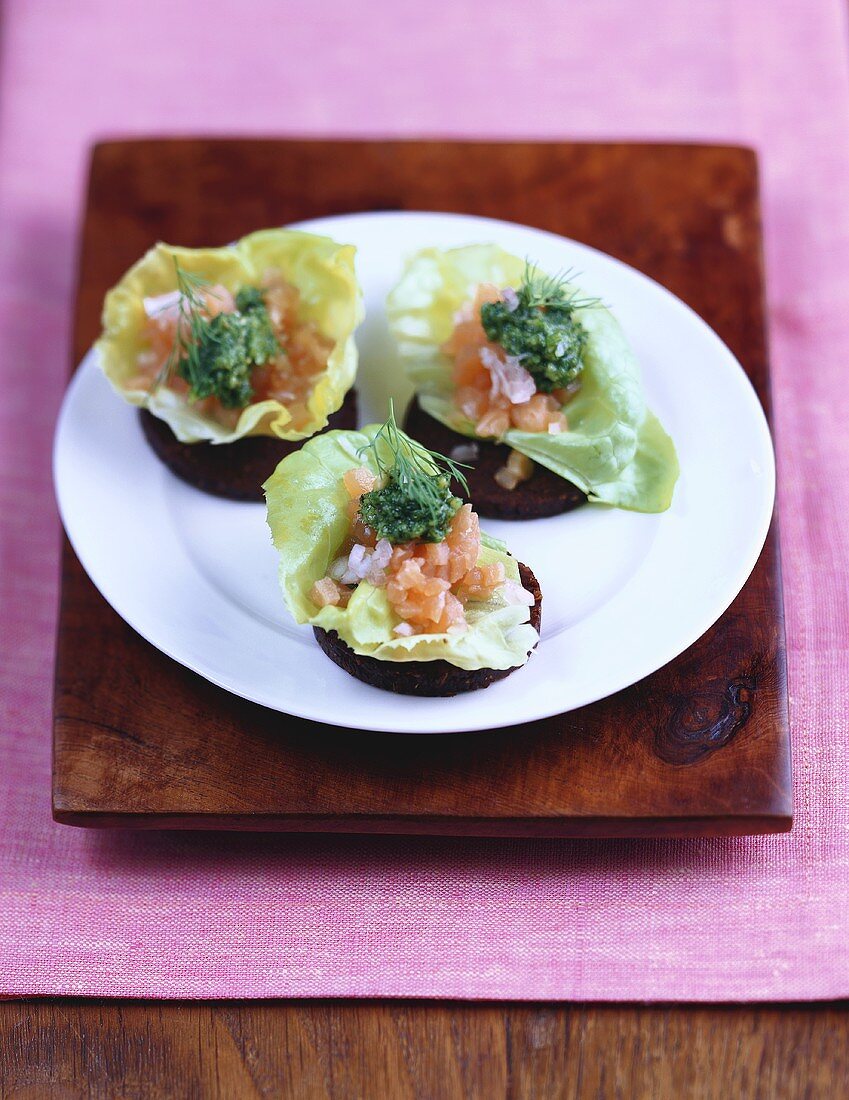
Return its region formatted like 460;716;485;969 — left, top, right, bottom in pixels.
356;402;470;543
519;259;601;312
154;261;215;394
360;401;470;495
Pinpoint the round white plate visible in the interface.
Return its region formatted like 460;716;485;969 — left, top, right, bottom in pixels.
54;211;774;734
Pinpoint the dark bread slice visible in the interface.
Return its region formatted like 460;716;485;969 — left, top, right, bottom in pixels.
403;397;586;520
313;561;542;697
139;389;358;502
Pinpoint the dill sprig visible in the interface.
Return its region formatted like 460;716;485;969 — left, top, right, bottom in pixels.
519;259;601;312
153;260;217;394
358;401;470;498
355;402;471;544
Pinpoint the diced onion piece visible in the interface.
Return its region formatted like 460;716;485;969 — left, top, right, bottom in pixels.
393;621;415;636
347;543;369;577
337;538;394;588
143;290;181;319
365;556;388;586
501;286;519;312
450;442;480;463
328;556;349;581
372;539;393;570
502;580;535;606
479;346;536;405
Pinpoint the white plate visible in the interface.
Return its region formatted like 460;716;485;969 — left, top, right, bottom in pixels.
53;211;775;734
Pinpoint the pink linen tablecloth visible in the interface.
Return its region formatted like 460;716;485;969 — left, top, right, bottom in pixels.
1;0;848;1000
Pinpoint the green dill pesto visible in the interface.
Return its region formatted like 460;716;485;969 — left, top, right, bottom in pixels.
480;267;591;393
234;286;267;313
355;404;468;544
167;263;282;409
359;474;460;544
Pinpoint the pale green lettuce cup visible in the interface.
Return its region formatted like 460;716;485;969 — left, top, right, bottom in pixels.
96;228;363;444
263;426;540;671
386;244;679;512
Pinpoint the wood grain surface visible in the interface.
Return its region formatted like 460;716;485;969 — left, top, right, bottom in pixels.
2;1000;848;1099
52;140;791;836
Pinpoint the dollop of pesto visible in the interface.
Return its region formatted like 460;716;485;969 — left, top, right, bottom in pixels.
480;270;589;393
171;267;282;409
359;474;460;544
355;405;468;544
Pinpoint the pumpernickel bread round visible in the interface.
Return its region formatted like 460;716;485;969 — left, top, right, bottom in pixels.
403;397;585;520
313;561;542;697
139;389;358;501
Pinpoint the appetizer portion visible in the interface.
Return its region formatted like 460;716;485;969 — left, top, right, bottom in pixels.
97;228;363;499
264;409;541;696
387;244;679;518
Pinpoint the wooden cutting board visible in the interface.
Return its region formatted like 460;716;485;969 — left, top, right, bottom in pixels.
52;139;791;836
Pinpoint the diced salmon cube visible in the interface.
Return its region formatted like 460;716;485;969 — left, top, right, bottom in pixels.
203;285;236;318
350;512;377;548
432;591;467;633
494;449;534;490
444;504;480;582
509;393;555;432
473;283;504;309
453;345;491;389
343;466;377;500
310;577;343;607
476;407;511;438
457;386;489;422
456;561;506;602
422;540;451;580
494;467;520;491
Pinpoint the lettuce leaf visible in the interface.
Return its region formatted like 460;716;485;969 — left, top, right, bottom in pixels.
96;228;363;444
386;244;678;512
263;426;539;671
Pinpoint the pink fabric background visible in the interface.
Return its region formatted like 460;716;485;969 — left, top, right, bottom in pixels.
1;0;848;1000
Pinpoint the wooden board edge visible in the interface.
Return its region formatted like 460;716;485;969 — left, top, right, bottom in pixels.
744;155;795;805
87;136;759;156
51;807;793;838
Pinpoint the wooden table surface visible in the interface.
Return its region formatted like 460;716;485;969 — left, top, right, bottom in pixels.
2;1000;848;1097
